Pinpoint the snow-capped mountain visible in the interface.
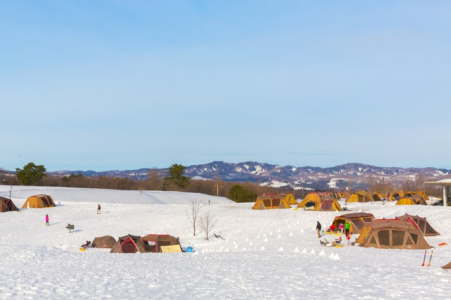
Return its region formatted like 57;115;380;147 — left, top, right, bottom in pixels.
47;161;451;190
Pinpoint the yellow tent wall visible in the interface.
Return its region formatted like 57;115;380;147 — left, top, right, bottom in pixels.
22;196;45;208
396;197;416;205
298;193;322;208
252;195;290;210
284;193;298;205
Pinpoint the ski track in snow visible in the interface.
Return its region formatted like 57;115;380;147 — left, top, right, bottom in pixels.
1;186;451;299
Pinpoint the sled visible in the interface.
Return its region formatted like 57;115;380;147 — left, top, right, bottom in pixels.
79;248;86;252
438;243;448;247
334;245;344;248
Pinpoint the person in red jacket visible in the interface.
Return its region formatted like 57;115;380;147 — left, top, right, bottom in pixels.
45;214;49;226
329;224;336;232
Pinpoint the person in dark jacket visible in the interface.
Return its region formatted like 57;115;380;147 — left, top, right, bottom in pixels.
97;204;101;214
316;221;322;238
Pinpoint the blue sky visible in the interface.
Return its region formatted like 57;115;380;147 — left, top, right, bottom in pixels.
1;1;451;171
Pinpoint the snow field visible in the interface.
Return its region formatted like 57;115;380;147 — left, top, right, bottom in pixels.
1;186;451;299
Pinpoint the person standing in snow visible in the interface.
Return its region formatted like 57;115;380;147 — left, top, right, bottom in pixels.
45;214;49;226
344;221;350;236
339;222;344;234
97;204;101;214
316;221;322;238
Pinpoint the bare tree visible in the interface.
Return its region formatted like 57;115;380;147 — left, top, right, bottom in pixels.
198;209;217;241
148;169;163;190
186;200;203;236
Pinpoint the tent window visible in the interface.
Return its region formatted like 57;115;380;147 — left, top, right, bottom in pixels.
321;201;332;210
363;218;373;223
272;199;281;207
392;230;405;246
352;219;364;229
405;236;413;246
263;199;271;207
378;230;390;246
410;233;418;244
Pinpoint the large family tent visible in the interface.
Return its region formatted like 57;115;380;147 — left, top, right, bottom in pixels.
252;194;290;210
304;196;343;211
298;193;323;208
22;194;56;208
358;219;432;250
346;191;373;203
0;196;19;212
110;234;147;253
332;213;375;234
395;214;439;236
92;235;117;248
396;196;427;206
142;234;181;252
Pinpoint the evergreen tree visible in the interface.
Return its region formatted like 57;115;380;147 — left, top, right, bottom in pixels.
228;184;257;202
15;162;47;185
167;163;190;189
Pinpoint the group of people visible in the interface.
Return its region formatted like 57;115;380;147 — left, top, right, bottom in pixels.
316;220;351;238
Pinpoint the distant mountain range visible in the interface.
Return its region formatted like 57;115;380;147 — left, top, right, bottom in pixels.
49;161;451;190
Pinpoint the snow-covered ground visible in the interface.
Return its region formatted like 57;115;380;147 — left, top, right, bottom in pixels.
1;185;451;299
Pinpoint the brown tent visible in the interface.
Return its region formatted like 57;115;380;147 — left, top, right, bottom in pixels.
395;214;439;236
252;194;290;210
315;197;343;211
359;219;432;250
92;235;117;248
442;262;451;269
346;191;373;203
0;196;19;212
142;234;181;252
333;212;375;234
372;193;382;201
110;234;147;253
22;194;56;208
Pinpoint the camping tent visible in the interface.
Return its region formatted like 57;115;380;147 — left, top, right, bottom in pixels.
252;194;290;210
396;196;427;206
442;262;451;269
332;213;375;234
0;196;19;212
22;194;56;208
282;193;298;205
358;219;432;249
142;234;181;252
415;191;429;200
298;193;323;208
395;214;439;236
110;234;147;253
372;193;382;201
92;235;117;248
346;191;372;203
303;196;343;211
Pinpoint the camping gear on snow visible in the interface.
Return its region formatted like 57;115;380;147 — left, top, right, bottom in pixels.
80;241;91;252
0;196;20;212
66;224;75;233
358;219;432;250
252;194;290;210
394;214;439;236
92;235;117;248
332;213;375;235
22;194;56;208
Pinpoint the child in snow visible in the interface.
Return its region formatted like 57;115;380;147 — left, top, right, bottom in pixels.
97;204;101;214
339;222;344;233
45;214;49;226
344;221;350;236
